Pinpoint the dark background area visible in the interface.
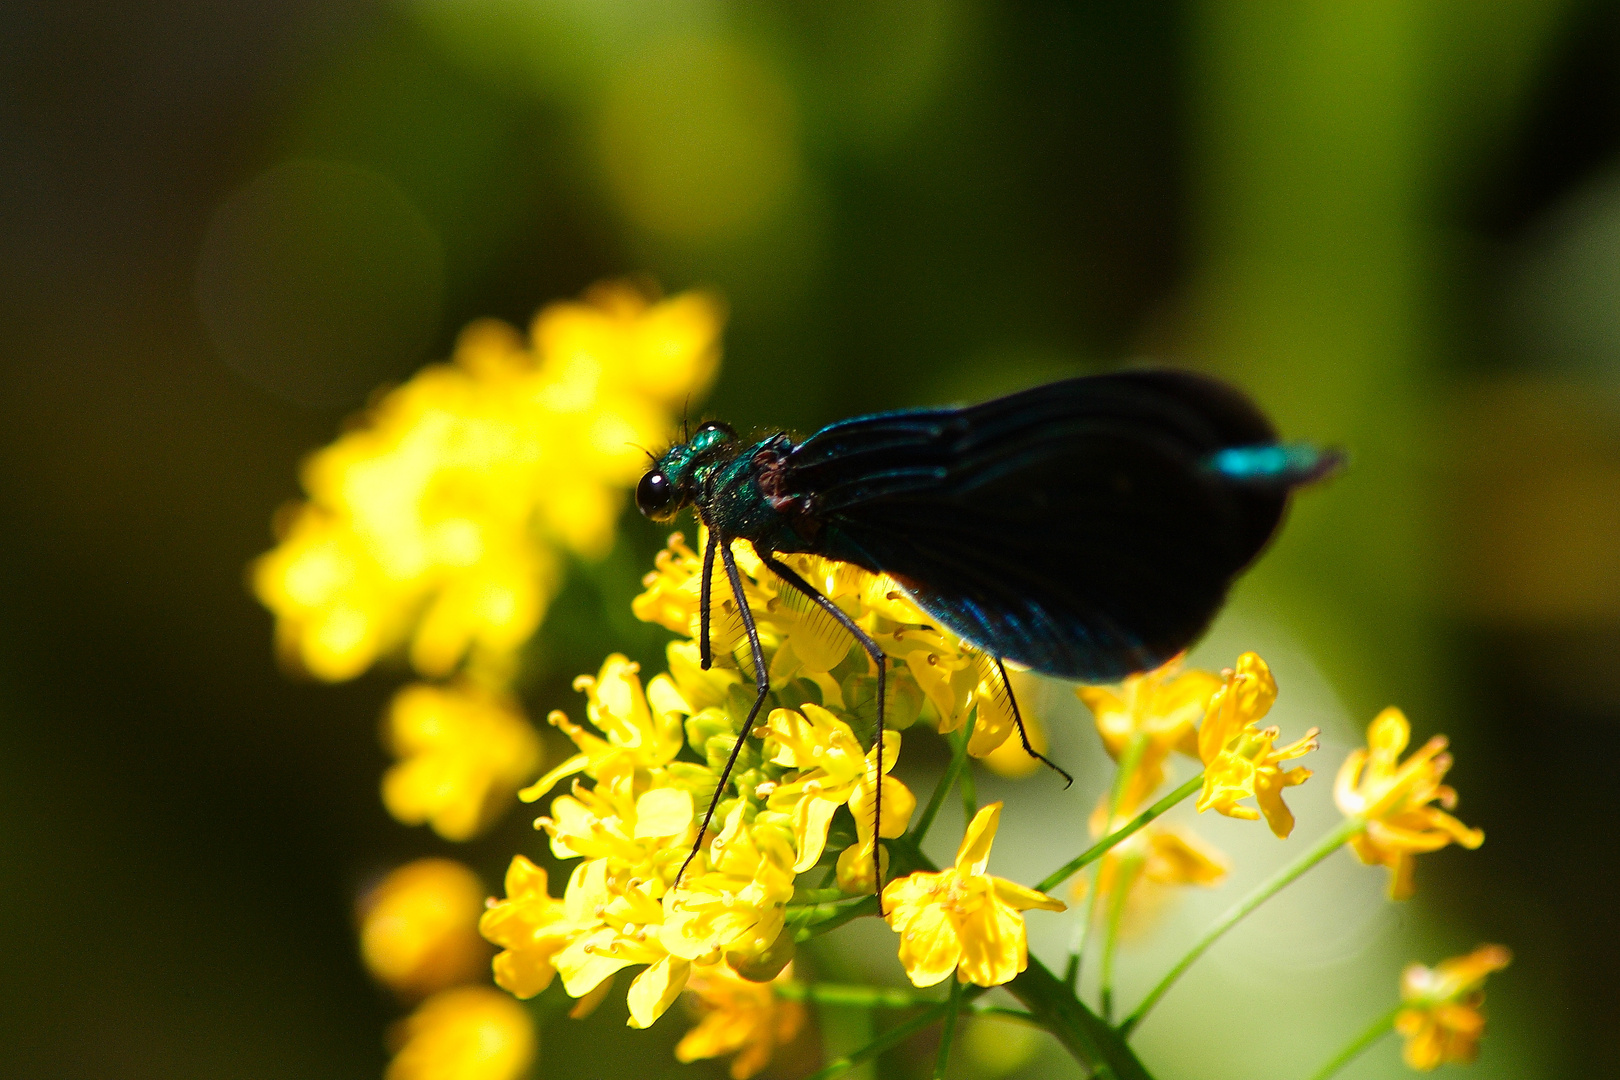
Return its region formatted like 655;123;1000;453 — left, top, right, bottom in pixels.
1;1;1615;1076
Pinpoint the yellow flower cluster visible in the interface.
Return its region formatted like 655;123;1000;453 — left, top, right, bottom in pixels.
1396;944;1511;1069
252;281;723;681
1194;653;1319;839
481;529;1059;1073
1071;653;1319;931
358;859;536;1080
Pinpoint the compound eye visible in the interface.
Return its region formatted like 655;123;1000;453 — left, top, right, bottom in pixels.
636;470;679;522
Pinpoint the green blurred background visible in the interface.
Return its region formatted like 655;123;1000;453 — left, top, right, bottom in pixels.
1;1;1614;1076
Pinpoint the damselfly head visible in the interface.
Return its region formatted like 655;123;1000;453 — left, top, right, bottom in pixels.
637;421;739;522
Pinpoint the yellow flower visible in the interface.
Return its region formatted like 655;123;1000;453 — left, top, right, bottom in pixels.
480;855;573;1000
1076;796;1228;937
1077;654;1221;803
544;857;694;1029
661;802;797;970
253;280;723;681
765;705;915;875
882;803;1066;987
1195;653;1319;838
385;985;535;1080
520;654;688;802
1395;944;1511;1070
359;859;490;998
675;963;806;1080
1335;707;1485;899
381;682;541;841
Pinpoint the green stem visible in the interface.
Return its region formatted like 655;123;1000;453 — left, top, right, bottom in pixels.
935;978;964;1079
960;737;979;827
805;990;989;1080
1098;854;1144;1023
1306;1005;1400;1080
1067;863;1102;993
777;983;930;1009
911;724;972;847
1037;773;1203;894
1073;731;1150;997
790;896;879;943
1005;957;1154;1080
1121;815;1366;1034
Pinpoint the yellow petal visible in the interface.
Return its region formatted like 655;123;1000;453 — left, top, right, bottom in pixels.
634;786;694;839
626;956;692;1028
990;876;1066;913
955;802;1003;876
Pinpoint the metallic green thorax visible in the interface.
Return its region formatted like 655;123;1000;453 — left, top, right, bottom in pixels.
644;423;813;554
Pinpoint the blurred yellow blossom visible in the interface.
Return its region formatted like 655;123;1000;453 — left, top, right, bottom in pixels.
1076;796;1228;937
883;803;1065;988
675;963;806;1080
253;280;723;681
385;985;535;1080
1335;707;1484;899
1078;654;1220;806
1396;945;1511;1069
1195;653;1318;838
381;682;541;841
359;858;490;998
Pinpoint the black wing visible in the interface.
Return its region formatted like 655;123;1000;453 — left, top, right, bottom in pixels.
783;369;1330;682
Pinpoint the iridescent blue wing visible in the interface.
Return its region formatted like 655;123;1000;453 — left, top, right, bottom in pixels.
783;369;1337;682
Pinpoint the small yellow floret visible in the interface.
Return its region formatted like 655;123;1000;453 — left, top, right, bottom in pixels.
359;858;489;997
381;682;541;841
1395;944;1511;1069
675;963;806;1080
882;803;1065;988
1335;707;1484;899
385;985;535;1080
1194;653;1319;838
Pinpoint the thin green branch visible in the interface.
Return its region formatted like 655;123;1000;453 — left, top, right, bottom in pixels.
1037;773;1203;894
1005;957;1154;1080
804;989;989;1080
1099;853;1143;1022
777;983;930;1009
934;978;964;1079
1306;1005;1400;1080
1121;815;1366;1034
911;724;972;847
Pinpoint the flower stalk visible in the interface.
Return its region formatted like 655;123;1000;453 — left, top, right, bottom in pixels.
1121;814;1367;1034
1307;1005;1400;1080
1038;772;1204;893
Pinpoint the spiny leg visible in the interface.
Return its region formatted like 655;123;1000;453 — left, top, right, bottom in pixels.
990;656;1073;787
677;531;771;888
699;523;718;670
760;551;890;913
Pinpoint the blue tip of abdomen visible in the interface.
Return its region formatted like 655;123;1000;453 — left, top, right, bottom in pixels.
1207;443;1345;487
